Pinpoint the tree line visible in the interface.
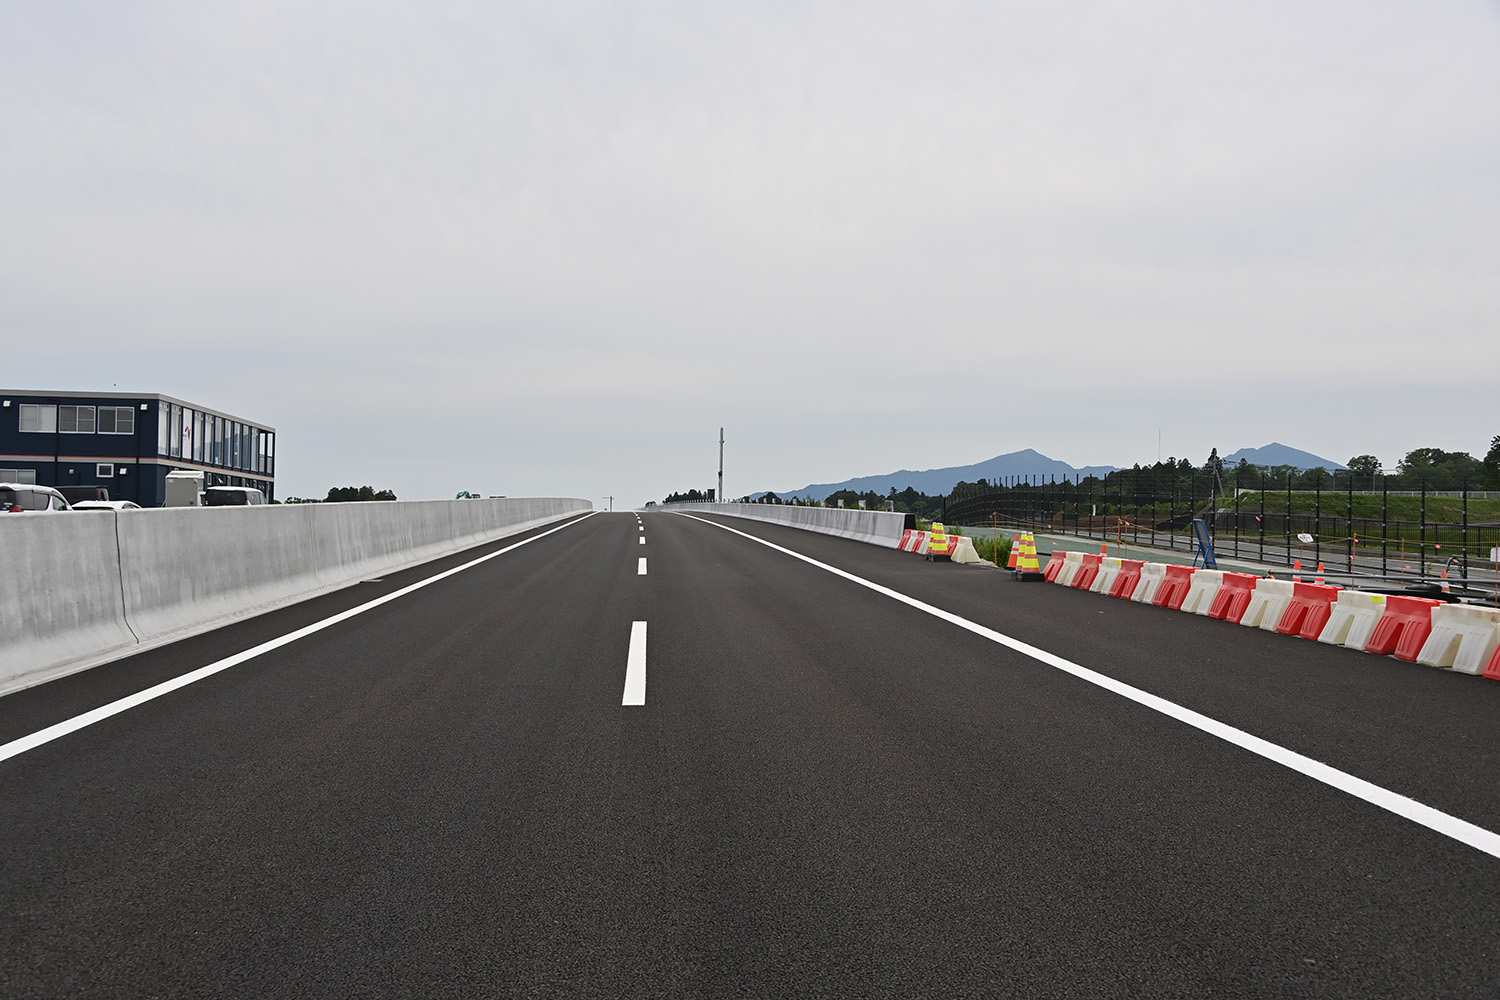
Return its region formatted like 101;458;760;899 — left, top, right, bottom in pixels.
664;435;1500;514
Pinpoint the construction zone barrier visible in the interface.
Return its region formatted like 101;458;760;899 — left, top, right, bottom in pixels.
1091;557;1124;595
948;535;982;564
1240;578;1296;630
1415;605;1500;674
1366;595;1444;661
1110;560;1146;599
1153;565;1197;610
1276;582;1343;639
1072;553;1104;590
1007;535;1022;569
1180;570;1225;616
1317;591;1388;650
1207;573;1260;623
1131;562;1168;604
1054;551;1087;587
1043;550;1070;583
898;529;922;552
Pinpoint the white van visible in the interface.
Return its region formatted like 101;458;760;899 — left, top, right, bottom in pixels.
204;486;267;506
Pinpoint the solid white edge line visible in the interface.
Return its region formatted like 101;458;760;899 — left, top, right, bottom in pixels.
0;512;600;765
676;511;1500;861
623;621;647;706
638;557;647;575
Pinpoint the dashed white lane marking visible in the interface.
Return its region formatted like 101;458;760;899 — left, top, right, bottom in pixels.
677;512;1500;861
0;513;600;765
639;536;646;545
623;621;647;706
638;557;648;575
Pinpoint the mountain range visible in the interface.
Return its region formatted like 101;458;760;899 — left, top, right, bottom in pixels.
757;443;1344;501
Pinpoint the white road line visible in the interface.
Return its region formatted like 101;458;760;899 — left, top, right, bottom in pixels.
639;536;646;544
638;557;648;575
623;621;647;705
0;513;600;765
677;512;1500;861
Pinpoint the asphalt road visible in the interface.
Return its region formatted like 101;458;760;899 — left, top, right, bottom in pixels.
5;509;1500;998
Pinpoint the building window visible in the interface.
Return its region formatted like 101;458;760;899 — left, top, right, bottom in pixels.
194;411;205;462
98;406;136;434
97;463;115;478
19;404;58;433
59;405;97;433
169;405;182;458
0;467;38;484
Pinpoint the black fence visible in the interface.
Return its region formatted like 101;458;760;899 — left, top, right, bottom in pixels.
943;473;1500;595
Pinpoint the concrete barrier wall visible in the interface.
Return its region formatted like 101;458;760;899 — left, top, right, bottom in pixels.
1;513;138;687
3;497;590;694
669;502;910;548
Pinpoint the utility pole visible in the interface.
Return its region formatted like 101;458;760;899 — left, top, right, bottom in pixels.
604;495;614;511
718;427;724;503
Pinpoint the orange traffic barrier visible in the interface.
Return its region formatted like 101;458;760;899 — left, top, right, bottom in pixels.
1275;582;1343;639
1365;595;1444;661
1073;553;1104;590
1110;559;1145;599
1006;534;1022;569
1043;550;1069;582
1485;643;1500;682
1153;565;1197;610
1207;572;1261;622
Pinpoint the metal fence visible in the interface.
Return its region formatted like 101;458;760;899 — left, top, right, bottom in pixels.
943;472;1500;597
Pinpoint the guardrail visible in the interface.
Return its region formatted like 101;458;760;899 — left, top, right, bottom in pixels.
2;497;591;695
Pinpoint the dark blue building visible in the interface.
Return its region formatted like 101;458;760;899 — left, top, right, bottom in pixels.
0;390;276;505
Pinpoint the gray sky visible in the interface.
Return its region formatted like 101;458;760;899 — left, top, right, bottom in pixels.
5;2;1498;506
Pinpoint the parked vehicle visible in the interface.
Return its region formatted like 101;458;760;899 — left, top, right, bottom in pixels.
204;486;267;506
71;500;142;511
59;485;110;504
1;483;72;512
164;470;205;507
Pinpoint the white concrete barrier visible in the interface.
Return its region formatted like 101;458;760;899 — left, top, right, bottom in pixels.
1180;570;1225;616
1092;557;1123;595
669;502;909;548
2;497;590;694
1054;551;1087;588
1317;591;1389;650
1;513;138;690
1131;563;1167;604
1240;578;1295;630
949;535;983;564
1415;605;1500;674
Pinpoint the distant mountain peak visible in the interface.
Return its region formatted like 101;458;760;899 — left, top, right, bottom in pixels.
1222;443;1345;471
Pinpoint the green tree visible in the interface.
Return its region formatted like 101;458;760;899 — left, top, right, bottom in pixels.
1346;455;1381;489
1484;435;1500;489
1395;448;1484;490
324;486;397;502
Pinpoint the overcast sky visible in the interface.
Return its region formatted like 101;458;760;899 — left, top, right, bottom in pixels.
5;2;1497;505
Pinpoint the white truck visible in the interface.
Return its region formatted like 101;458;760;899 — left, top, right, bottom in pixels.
164;470;204;507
